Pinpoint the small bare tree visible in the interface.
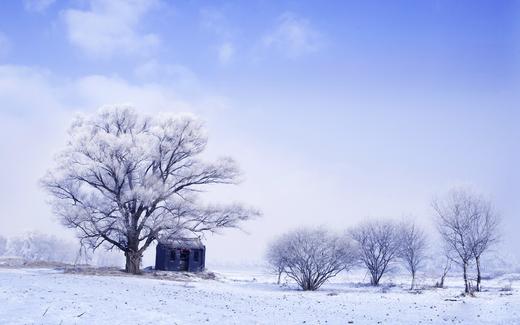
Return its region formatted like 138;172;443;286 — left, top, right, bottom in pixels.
350;220;401;286
434;190;473;293
467;196;500;291
266;238;288;285
430;244;454;288
398;222;427;290
267;228;356;291
433;189;499;293
436;252;452;288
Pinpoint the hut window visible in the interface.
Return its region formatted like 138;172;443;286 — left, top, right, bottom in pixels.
193;250;199;262
170;250;176;261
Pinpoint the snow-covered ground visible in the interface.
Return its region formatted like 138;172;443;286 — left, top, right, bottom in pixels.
0;267;519;324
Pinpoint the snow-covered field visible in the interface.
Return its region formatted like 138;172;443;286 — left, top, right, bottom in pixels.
0;267;519;324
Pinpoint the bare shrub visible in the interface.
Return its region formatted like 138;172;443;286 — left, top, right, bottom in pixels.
267;228;356;291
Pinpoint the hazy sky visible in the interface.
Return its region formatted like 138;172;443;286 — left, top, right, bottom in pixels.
0;0;518;266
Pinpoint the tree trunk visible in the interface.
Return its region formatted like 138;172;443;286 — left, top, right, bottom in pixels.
125;251;142;274
475;256;481;292
410;272;415;290
370;270;379;286
439;258;450;288
277;271;281;285
462;261;469;293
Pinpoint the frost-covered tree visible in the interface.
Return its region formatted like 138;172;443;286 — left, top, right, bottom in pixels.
42;105;258;274
6;232;76;263
398;223;427;290
350;220;401;286
268;228;356;291
432;189;499;293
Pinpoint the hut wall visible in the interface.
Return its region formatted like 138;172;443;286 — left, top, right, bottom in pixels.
155;243;205;272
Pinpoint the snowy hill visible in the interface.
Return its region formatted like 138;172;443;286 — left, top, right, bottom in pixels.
0;267;519;324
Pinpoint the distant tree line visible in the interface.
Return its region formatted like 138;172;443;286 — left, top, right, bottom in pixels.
266;188;500;292
0;232;76;263
0;232;124;266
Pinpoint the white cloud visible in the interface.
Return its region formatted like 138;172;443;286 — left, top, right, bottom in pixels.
134;60;198;86
262;12;322;58
217;42;235;64
200;8;236;64
0;66;61;117
23;0;56;12
0;64;230;241
0;66;70;238
62;0;160;58
200;8;232;39
71;74;196;113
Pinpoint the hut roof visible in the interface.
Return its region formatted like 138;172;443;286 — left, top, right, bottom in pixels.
158;237;205;249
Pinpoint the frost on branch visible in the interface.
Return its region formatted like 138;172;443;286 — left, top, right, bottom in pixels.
42;105;259;274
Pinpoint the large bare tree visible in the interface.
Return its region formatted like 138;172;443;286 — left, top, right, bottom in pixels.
398;222;427;290
267;228;356;291
350;220;401;286
433;189;499;293
42;105;258;274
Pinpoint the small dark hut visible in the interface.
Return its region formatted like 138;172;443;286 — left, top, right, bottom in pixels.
155;238;206;272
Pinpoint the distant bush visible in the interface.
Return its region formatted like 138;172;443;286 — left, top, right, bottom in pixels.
6;232;76;263
500;283;513;292
266;228;356;291
0;236;6;256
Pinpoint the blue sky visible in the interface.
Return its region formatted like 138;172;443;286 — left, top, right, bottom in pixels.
0;0;518;265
